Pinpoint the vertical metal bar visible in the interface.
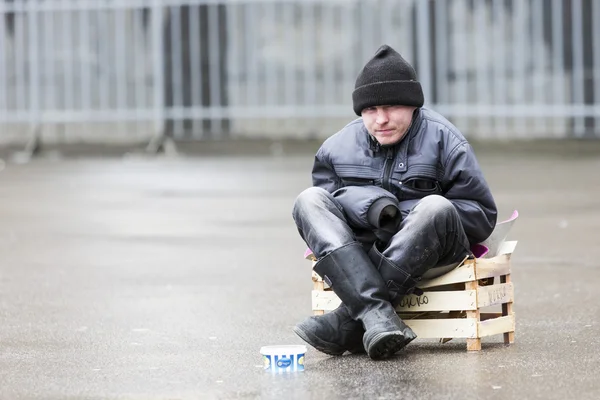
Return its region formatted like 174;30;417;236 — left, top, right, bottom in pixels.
402;0;414;68
322;3;335;106
225;2;236;113
571;0;585;136
43;4;54;111
79;4;92;112
434;0;448;106
593;0;600;135
62;0;74;114
151;0;165;138
416;1;432;104
473;0;488;131
208;3;222;135
14;8;27;116
300;1;308;107
282;1;290;107
454;0;469;129
283;1;296;130
131;7;140;135
551;0;565;137
493;0;507;136
304;1;316;110
226;2;239;129
169;6;182;137
79;1;92;136
133;8;146;133
361;2;373;59
532;0;546;134
244;3;257;111
343;3;356;106
264;2;276;107
513;0;527;135
190;3;202;136
27;0;40;127
375;0;384;44
0;2;7;121
109;4;117;113
98;5;109;112
139;7;149;114
115;3;127;129
381;0;393;52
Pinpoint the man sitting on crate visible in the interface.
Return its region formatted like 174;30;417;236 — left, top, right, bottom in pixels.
292;45;498;360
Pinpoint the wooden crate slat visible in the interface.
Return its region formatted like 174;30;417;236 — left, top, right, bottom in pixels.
465;280;481;350
395;290;477;312
417;262;476;288
480;312;503;321
311;251;514;287
312;290;341;311
311;270;322;282
404;318;478;339
477;283;514;308
478;314;515;337
475;254;511;280
313;280;325;291
501;274;515;344
399;311;466;320
313;289;477;313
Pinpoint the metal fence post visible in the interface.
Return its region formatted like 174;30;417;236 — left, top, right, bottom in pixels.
25;0;41;156
416;0;432;107
147;0;175;154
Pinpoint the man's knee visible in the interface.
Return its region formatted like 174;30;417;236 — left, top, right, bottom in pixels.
292;187;333;220
414;195;457;218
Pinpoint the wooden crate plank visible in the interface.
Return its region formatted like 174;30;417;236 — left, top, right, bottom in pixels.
311;270;322;282
404;318;478;338
478;314;515;337
501;274;515;344
480;312;503;321
467;338;482;351
400;311;467;320
465;280;481;350
477;283;514;308
475;254;511;280
396;290;477;312
418;262;476;289
312;289;478;313
312;290;341;311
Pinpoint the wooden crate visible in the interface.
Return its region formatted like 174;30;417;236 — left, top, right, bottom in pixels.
310;241;517;351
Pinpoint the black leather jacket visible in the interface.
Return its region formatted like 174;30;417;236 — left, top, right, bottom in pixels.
311;107;498;245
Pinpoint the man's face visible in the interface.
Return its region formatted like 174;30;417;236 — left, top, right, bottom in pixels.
361;105;416;146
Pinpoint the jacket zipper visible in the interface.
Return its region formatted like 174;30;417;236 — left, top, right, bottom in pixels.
382;147;394;192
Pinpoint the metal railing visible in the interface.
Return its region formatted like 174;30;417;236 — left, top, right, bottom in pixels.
1;0;599;148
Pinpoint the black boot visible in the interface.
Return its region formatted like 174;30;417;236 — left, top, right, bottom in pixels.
367;242;425;306
312;242;416;360
293;305;365;356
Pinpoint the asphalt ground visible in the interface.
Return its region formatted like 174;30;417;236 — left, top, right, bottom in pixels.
0;141;599;399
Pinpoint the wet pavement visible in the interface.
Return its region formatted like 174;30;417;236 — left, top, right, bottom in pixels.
0;142;599;399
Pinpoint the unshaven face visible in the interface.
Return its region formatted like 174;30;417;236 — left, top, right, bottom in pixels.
361;105;416;146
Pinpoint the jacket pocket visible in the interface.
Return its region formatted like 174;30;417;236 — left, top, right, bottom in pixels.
399;177;442;199
340;177;376;187
334;165;379;187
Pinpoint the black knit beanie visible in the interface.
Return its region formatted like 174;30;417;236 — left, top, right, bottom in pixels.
352;45;424;116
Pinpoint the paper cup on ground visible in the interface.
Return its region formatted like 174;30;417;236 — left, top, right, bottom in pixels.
260;345;307;373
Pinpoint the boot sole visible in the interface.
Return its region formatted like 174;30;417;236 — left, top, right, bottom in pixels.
292;325;346;356
367;330;417;360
